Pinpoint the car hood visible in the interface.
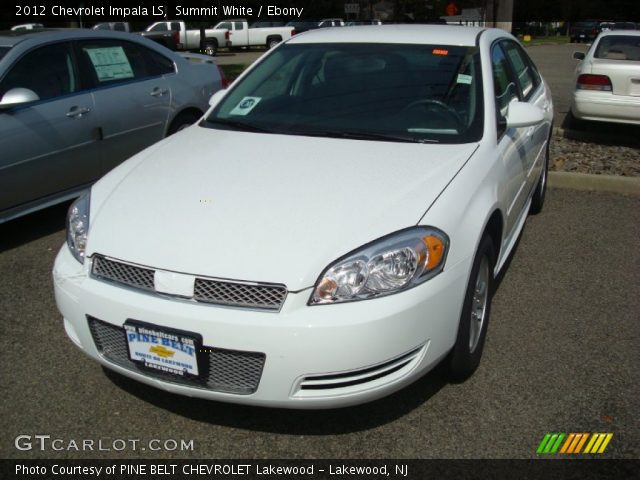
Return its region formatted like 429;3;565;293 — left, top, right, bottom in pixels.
88;127;477;290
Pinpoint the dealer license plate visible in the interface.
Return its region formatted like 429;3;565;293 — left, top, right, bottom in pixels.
124;321;201;377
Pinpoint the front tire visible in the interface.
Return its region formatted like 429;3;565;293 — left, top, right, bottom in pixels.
448;235;495;381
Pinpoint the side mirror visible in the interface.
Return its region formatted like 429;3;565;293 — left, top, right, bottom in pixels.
0;87;40;109
573;51;585;60
208;89;226;108
506;101;544;129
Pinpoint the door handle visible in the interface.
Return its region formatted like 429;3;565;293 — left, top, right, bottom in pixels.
66;106;91;118
150;87;169;97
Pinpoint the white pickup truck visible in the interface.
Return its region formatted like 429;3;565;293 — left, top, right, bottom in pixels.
213;19;296;49
144;21;230;55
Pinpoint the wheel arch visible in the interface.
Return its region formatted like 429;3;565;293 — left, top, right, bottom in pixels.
165;106;205;136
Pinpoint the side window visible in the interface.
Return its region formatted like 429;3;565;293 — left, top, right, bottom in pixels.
170;22;181;31
149;23;167;32
76;40;171;87
502;41;537;99
146;49;175;76
217;22;232;31
0;42;77;101
234;22;245;30
491;44;518;119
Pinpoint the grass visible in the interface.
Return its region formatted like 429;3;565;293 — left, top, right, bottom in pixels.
219;64;248;82
520;35;570;46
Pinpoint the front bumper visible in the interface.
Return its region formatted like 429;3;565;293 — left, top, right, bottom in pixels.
571;90;640;125
53;245;470;408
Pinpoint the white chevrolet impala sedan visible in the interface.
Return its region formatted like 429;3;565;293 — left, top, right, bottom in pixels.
53;25;553;408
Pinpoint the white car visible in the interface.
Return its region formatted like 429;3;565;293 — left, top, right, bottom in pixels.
53;25;553;408
571;30;640;125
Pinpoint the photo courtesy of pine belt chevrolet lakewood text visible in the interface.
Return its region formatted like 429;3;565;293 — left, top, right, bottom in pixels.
53;25;554;408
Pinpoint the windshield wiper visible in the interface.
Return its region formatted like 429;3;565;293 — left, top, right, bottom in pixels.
204;118;276;133
288;129;438;144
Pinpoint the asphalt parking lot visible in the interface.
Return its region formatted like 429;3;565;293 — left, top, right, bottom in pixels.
1;188;638;459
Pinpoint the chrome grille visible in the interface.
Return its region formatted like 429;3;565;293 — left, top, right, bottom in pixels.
88;317;265;395
91;255;287;311
92;256;155;291
194;279;287;311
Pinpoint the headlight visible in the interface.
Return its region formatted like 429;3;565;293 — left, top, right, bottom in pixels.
310;227;449;305
66;192;90;264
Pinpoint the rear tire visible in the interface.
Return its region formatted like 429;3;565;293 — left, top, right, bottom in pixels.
448;235;495;382
167;111;201;136
266;37;281;50
203;41;218;56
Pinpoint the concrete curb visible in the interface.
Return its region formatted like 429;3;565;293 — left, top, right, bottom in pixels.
549;171;640;196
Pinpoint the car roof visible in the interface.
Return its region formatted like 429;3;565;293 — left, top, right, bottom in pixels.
288;24;486;46
0;28;149;49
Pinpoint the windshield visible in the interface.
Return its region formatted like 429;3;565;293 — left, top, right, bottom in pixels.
204;43;483;144
595;35;640;61
0;47;10;61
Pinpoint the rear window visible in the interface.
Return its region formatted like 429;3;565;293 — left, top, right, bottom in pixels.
594;35;640;61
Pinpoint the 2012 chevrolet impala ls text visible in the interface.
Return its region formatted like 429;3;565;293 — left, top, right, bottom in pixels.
53;25;553;408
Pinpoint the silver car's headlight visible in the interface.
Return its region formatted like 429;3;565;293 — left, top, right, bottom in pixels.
66;193;90;264
310;227;449;305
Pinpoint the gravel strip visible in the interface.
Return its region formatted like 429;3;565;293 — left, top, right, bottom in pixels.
550;135;640;177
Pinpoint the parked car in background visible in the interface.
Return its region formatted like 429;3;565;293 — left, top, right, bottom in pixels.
285;20;321;34
10;23;43;31
54;25;553;408
318;18;345;27
612;21;638;30
92;22;131;32
0;29;226;222
571;30;640;125
213;19;295;50
143;21;230;56
346;20;383;26
569;20;600;43
250;20;287;28
598;21;616;33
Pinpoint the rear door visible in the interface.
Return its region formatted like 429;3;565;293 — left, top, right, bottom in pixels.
74;38;174;175
0;41;100;212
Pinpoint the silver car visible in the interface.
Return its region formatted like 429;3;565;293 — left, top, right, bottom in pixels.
0;29;226;222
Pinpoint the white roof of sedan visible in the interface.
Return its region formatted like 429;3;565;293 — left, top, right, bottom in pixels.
289;24;487;46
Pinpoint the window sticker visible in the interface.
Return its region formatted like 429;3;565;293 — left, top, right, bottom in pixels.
229;96;261;116
457;73;472;84
84;46;134;82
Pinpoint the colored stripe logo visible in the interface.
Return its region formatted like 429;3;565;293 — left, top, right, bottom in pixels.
537;433;613;454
